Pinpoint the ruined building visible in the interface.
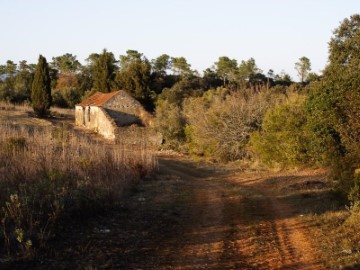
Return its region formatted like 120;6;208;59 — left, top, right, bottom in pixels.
75;90;156;143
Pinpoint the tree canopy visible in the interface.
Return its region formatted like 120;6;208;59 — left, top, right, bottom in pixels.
116;50;152;107
171;57;193;77
305;14;360;197
214;56;238;86
51;53;81;73
151;54;171;75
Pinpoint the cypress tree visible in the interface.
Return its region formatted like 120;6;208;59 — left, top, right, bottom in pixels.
31;55;52;117
92;49;117;93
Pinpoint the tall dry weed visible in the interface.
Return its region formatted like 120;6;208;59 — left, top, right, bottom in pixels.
0;123;156;259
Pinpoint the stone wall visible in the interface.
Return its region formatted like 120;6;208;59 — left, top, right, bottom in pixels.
75;106;117;140
104;108;142;127
96;108;117;140
114;126;162;147
75;106;84;126
104;91;153;127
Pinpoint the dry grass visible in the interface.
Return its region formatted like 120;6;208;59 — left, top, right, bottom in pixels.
0;120;156;260
307;208;360;269
0;101;31;112
50;106;75;119
0;101;74;126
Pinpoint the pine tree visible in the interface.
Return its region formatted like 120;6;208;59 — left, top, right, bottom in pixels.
31;55;52;117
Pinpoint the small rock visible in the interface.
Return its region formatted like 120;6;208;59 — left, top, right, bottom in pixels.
342;249;352;254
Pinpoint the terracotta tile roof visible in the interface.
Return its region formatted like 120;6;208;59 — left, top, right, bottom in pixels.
76;90;125;107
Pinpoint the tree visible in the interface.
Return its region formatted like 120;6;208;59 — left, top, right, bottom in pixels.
310;14;360;152
295;56;311;83
151;54;171;75
214;56;238;86
274;70;292;86
13;60;34;102
116;50;152;107
267;69;275;79
327;14;360;72
31;55;52;117
120;50;142;66
51;55;82;108
202;68;223;89
238;58;263;89
267;69;275;89
77;65;93;96
4;60;17;77
306;14;360;198
324;14;360;153
150;54;177;94
0;60;17;82
51;53;81;73
92;49;118;92
0;60;18;101
171;57;193;76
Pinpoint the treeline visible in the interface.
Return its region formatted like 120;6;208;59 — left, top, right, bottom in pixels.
0;47;314;111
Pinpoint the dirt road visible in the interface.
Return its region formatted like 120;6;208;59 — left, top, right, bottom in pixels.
22;156;325;269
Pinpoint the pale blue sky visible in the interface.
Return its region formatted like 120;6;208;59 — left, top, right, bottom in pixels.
0;0;358;80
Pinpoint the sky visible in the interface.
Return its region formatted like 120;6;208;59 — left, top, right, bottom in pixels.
0;0;359;80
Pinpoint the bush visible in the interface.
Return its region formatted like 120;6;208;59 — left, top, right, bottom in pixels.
329;153;360;202
250;93;312;167
154;99;186;150
184;88;272;161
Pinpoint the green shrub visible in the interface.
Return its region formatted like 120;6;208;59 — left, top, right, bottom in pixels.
250;94;311;167
154;99;186;150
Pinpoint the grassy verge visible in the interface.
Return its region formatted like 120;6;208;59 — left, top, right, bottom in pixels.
307;208;360;269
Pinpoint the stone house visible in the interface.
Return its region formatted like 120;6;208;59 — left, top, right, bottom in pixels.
75;90;153;141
